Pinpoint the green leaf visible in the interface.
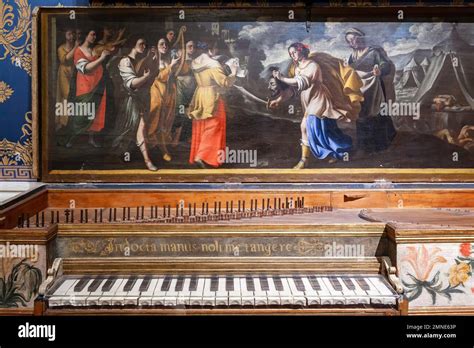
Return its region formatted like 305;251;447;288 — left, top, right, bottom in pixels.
438;291;452;300
446;288;465;294
401;280;418;288
5;293;27;307
406;273;422;284
426;288;437;305
431;271;440;286
408;286;423;302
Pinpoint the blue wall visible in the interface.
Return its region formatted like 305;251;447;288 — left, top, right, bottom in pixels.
0;0;88;180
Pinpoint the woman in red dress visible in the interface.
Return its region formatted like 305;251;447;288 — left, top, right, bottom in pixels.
64;29;111;148
187;40;238;168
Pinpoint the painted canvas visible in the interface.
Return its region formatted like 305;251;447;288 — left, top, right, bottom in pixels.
35;7;474;182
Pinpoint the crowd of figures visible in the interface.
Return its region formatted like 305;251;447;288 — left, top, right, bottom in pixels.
55;25;397;170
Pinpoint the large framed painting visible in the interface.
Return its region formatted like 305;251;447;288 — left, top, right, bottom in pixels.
33;6;474;182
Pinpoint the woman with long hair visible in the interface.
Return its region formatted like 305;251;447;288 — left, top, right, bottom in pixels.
56;27;78;131
64;28;111;148
187;39;238;168
270;42;354;168
148;36;181;162
111;36;156;170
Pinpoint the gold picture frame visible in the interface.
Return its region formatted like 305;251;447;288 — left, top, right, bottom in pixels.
33;5;474;182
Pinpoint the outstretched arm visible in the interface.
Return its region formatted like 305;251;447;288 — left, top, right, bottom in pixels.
273;69;298;87
268;87;295;109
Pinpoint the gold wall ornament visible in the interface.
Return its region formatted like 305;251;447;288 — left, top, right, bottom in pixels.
0;111;33;165
0;0;31;75
0;80;14;103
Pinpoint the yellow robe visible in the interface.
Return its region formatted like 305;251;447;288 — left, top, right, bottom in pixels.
187;53;236;120
56;44;75;128
289;52;364;122
148;62;176;146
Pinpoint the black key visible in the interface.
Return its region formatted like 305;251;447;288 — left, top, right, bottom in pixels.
189;276;198;291
226;276;234;291
246;276;255;292
329;276;342;291
356;277;370;291
293;276;306;292
161;276;172;292
259;276;269;291
87;278;103;292
101;276;117;292
139;276;152;292
342;277;356;290
272;276;284;291
308;276;321;291
74;277;89;292
210;276;219;292
123;276;138;292
175;276;185;292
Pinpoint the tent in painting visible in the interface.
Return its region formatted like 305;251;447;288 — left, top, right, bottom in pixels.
415;25;474;108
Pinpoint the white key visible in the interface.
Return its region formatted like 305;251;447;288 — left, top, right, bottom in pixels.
337;277;359;305
287;277;306;306
321;277;345;305
164;278;179;307
356;277;383;305
228;277;242;306
202;277;215;306
67;278;94;306
189;277;205;306
215;277;229;306
138;278;159;306
253;277;268;306
368;277;396;305
176;277;191;306
239;277;255;306
311;276;332;304
151;277;167;306
301;277;321;305
110;278;139;306
48;278;78;307
113;277;142;306
122;278;144;306
49;278;76;296
265;276;281;305
85;278;108;306
273;277;292;305
349;277;370;305
99;278;127;306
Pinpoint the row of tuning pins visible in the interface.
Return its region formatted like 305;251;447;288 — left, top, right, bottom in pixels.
17;207;148;227
16;197;333;227
141;197;312;223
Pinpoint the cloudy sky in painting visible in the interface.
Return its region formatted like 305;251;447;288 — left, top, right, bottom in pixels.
235;22;474;66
